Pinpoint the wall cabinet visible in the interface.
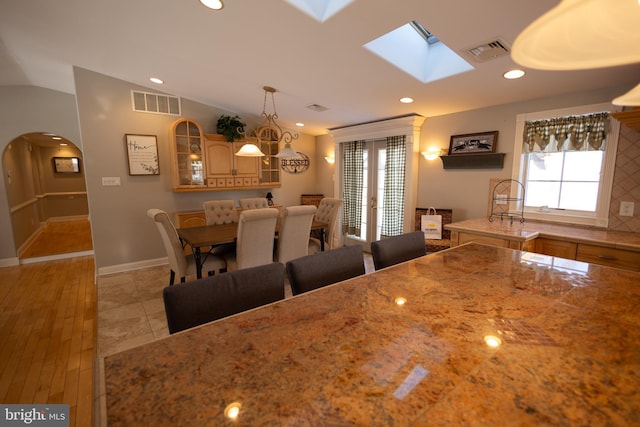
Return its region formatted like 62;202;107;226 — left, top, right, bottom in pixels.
170;119;206;190
169;119;281;191
204;135;260;189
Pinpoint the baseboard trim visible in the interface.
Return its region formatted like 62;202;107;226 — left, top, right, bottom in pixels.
0;257;20;267
19;250;94;265
97;257;168;276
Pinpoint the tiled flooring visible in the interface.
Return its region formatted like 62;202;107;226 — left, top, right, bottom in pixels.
97;253;376;358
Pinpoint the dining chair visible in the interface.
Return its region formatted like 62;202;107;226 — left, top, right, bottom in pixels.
204;199;238;224
227;207;279;270
239;197;269;210
276;205;317;265
163;262;285;334
286;245;365;296
147;209;226;286
370;231;427;270
309;198;342;253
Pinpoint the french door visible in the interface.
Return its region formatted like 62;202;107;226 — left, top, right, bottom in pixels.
344;140;387;251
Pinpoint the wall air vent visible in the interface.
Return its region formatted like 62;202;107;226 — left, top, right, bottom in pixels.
306;104;328;112
464;39;510;62
131;90;181;116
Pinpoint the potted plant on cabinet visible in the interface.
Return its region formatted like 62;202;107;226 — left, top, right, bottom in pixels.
216;115;246;142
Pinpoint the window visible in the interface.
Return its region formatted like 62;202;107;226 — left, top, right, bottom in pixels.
512;103;621;228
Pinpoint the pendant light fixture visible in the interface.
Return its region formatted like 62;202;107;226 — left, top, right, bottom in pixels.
259;86;302;160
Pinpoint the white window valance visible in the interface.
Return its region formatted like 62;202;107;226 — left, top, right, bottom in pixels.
523;112;610;152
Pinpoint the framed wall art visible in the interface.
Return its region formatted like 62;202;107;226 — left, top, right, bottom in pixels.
448;131;498;155
125;134;159;175
53;157;81;173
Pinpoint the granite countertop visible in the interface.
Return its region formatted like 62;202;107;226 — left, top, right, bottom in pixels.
103;243;640;426
446;217;640;251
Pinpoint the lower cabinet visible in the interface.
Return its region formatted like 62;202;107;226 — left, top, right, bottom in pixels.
453;231;534;251
534;238;577;259
576;244;640;272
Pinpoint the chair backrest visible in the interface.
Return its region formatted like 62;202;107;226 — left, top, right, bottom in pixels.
315;198;343;250
286;245;365;296
239;197;269;210
147;209;187;277
236;208;279;270
163;262;285;334
370;231;427;270
301;194;324;207
277;205;317;264
204;199;238;225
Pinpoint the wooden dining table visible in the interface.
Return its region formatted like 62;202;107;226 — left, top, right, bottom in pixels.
177;220;328;278
103;243;640;426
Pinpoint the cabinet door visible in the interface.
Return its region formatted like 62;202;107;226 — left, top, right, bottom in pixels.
204;138;234;180
576;244;640;272
535;238;577;259
170;119;205;189
257;126;281;187
458;232;509;247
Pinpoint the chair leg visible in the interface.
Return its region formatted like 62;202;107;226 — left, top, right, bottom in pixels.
169;270;176;286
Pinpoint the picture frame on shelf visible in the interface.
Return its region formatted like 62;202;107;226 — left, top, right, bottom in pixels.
125;134;159;175
448;131;498;155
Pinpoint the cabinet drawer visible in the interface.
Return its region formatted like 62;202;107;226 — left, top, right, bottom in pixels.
458;232;508;248
535;238;577;259
576;244;640;272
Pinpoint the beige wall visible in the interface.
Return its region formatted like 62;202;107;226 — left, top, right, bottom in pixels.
415;84;639;232
0;86;82;261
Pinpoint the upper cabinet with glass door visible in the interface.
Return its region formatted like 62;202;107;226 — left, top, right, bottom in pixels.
257;126;281;187
170;118;206;191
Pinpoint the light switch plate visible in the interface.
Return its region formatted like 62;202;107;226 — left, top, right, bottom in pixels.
102;177;121;186
619;201;635;217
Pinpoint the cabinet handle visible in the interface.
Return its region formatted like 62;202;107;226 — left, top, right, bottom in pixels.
596;255;617;261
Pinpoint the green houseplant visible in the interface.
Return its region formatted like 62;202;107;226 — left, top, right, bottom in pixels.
216;115;246;142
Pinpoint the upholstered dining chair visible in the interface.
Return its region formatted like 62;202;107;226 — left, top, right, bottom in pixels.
370;231;427;270
204;199;238;224
276;205;317;265
147;209;226;286
163;262;285;334
239;197;269;210
286;245;365;296
309;197;343;253
226;207;279;270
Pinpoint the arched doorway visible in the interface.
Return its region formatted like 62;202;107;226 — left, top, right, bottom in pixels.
2;132;93;261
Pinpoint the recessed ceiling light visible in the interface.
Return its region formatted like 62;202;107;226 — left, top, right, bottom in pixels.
295;122;305;127
400;97;414;104
52;136;62;140
503;69;525;79
200;0;223;9
59;143;68;146
149;77;164;84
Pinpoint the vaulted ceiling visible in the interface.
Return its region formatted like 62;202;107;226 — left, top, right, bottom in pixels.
1;0;639;136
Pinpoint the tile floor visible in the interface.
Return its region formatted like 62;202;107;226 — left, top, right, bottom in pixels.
97;254;375;358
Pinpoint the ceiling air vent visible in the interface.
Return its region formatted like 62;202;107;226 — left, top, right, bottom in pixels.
131;90;181;116
464;39;510;62
306;104;328;112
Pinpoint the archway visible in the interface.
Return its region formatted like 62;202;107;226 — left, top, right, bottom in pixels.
2;132;93;261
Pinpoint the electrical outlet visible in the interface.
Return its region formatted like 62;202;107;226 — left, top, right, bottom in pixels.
102;177;121;186
619;201;635;217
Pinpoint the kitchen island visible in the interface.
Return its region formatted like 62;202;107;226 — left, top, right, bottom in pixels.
103;243;640;426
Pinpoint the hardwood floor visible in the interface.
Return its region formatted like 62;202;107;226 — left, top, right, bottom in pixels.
1;220;95;427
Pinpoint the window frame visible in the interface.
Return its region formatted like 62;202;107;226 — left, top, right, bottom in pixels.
511;102;621;228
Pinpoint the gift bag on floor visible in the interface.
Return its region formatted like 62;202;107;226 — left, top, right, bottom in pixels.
421;207;442;239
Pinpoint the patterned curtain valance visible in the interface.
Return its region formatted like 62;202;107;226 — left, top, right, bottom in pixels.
523;112;610;153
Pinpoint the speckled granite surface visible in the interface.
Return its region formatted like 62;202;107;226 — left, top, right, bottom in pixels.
104;244;640;426
447;217;640;251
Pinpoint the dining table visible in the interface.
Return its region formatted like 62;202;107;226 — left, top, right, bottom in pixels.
103;243;640;426
177;219;328;278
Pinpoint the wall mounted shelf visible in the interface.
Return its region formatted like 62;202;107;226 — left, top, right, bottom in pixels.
440;153;505;170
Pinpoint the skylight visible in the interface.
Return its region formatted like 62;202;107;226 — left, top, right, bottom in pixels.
285;0;354;22
364;21;474;84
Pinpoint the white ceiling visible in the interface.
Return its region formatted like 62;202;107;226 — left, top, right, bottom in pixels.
1;0;639;137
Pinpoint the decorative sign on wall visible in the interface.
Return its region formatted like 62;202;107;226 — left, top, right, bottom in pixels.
125;134;159;175
281;152;310;174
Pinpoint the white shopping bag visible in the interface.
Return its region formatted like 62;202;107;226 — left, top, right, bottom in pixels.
421;207;442;239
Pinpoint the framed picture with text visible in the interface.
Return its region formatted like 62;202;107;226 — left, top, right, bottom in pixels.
125;134;159;175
